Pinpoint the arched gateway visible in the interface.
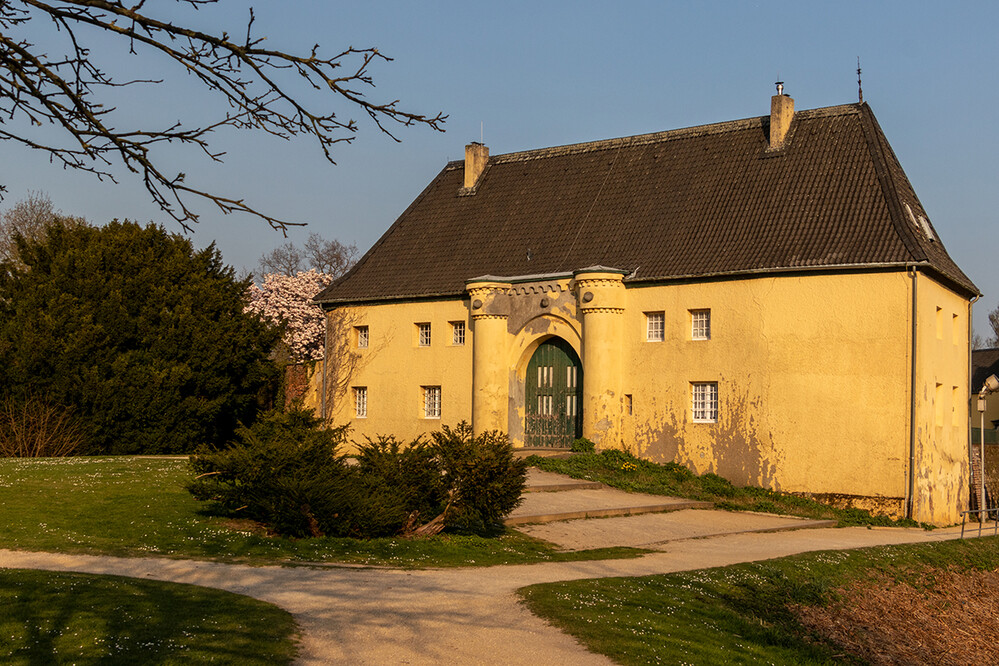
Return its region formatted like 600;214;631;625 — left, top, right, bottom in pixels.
525;337;583;448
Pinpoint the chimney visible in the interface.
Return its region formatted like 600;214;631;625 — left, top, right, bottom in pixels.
769;87;794;150
464;142;489;189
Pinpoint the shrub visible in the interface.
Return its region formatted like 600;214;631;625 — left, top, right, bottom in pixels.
188;410;403;538
189;416;528;539
0;395;84;457
430;423;528;534
356;435;446;529
570;437;596;453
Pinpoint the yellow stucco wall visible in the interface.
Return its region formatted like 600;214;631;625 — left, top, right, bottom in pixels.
316;268;970;524
911;273;971;524
621;272;913;505
322;299;473;446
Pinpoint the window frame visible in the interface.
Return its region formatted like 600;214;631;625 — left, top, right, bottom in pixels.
451;320;466;346
355;325;369;349
353;386;367;418
423;385;441;419
646;311;665;342
690;309;711;341
417;322;432;347
691;382;718;423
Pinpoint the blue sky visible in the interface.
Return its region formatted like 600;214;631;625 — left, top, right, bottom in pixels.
3;1;997;335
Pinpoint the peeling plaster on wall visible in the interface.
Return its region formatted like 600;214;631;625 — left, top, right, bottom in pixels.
508;366;526;444
628;388;781;491
709;386;781;490
632;402;683;463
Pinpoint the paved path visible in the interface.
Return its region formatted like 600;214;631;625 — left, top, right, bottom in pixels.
0;524;982;665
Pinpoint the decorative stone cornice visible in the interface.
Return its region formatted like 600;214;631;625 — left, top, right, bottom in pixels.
580;306;624;315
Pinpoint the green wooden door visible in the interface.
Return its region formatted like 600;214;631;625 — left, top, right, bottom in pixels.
525;338;583;448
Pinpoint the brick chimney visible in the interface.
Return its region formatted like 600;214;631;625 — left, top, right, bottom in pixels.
464;142;489;189
769;90;794;150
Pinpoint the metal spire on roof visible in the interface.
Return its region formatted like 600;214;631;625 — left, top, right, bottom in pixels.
857;57;864;103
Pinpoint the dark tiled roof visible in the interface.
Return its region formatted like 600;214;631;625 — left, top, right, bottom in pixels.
316;103;977;305
973;349;999;394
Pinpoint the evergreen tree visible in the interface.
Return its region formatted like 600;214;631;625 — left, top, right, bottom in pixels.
0;220;281;454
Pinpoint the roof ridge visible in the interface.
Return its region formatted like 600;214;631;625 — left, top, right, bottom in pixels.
443;103;862;169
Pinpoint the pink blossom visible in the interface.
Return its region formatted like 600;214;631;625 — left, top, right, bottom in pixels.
246;269;333;362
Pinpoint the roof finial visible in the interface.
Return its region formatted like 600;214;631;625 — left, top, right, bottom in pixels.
857;57;863;103
775;79;784;96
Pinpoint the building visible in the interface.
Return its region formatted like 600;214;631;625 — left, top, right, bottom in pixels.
314;93;979;524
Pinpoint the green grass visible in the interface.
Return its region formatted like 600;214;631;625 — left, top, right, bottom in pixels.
0;457;645;567
0;568;298;664
528;450;925;527
519;535;999;665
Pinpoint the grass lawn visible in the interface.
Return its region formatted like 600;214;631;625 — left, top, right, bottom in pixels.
0;457;644;567
529;450;925;527
519;536;999;665
0;568;297;664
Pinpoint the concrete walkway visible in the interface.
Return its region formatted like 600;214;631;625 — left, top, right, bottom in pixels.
0;525;981;665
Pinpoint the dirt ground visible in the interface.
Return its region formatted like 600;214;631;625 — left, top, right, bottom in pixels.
795;567;999;665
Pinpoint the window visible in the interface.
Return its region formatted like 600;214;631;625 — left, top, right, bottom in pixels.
423;386;441;419
452;321;465;346
625;394;633;416
356;326;369;349
935;383;944;426
952;313;960;345
646;312;664;342
691;309;711;340
417;322;431;347
692;382;718;423
353;387;367;418
935;307;943;340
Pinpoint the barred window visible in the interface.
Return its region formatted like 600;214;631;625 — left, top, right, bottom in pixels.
452;321;465;346
692;382;718;423
691;310;711;340
646;311;664;342
356;326;369;349
423;386;441;419
354;387;367;418
417;322;431;347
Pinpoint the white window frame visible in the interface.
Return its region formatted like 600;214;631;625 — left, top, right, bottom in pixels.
417;322;431;347
451;321;465;346
423;386;441;419
691;382;718;423
691;309;711;340
353;387;367;418
356;325;369;349
646;311;665;342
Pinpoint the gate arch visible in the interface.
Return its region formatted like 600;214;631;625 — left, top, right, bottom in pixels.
525;337;583;448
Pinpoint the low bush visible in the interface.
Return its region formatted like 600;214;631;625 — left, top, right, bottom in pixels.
430;423;527;534
0;395;84;457
188;410;402;538
189;414;527;539
570;437;595;453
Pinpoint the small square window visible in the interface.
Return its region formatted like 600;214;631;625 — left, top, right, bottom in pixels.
452;321;465;346
691;309;711;340
417;322;431;347
692;382;718;423
646;312;664;342
356;326;369;349
353;387;367;418
423;386;441;419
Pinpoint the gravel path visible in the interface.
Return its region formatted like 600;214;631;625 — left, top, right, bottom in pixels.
0;524;978;664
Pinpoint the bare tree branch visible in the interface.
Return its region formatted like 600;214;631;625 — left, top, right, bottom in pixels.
0;1;447;232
